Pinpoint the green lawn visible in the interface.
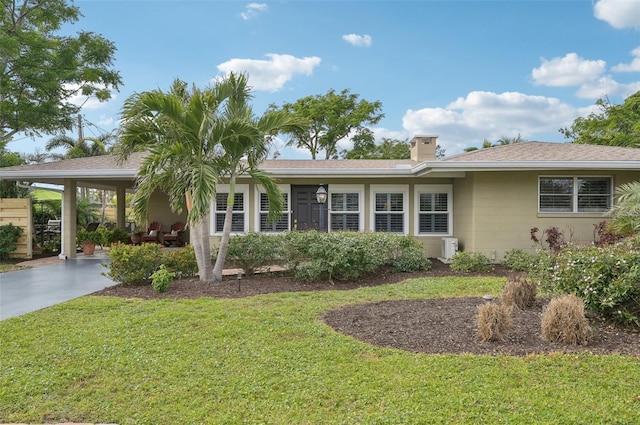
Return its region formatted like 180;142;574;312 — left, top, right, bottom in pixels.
1;276;638;424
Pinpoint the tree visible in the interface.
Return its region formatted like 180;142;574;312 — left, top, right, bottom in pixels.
45;130;114;160
1;0;122;143
560;92;640;148
344;137;446;160
115;73;300;282
464;134;524;152
0;141;28;198
608;181;640;236
270;89;384;159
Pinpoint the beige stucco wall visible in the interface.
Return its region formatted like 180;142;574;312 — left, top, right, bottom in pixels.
206;170;639;262
147;190;189;244
453;170;640;262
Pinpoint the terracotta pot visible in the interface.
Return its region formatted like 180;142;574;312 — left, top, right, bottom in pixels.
81;241;96;255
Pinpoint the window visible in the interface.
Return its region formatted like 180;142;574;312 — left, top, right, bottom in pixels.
539;177;612;213
212;185;248;234
258;191;289;232
415;185;452;235
329;185;363;232
371;185;408;234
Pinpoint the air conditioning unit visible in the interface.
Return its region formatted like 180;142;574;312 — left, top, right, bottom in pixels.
439;237;458;263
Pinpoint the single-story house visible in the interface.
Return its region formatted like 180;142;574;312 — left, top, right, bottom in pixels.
2;136;639;261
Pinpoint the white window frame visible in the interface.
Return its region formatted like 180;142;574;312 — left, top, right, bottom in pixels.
211;184;249;235
328;184;365;232
538;176;613;214
254;184;291;233
414;184;453;236
370;184;409;235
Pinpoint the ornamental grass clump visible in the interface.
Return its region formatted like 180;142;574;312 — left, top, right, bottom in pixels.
476;302;512;342
541;294;593;345
501;276;537;310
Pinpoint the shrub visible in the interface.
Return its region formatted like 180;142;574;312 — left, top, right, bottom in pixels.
450;252;493;273
103;228;131;246
104;243;164;285
162;245;198;279
226;232;285;275
76;229;103;246
393;245;431;272
541;294;593;345
501;276;537;310
150;265;175;293
502;249;537;272
476;302;512;342
530;226;570;253
282;232;424;282
529;236;640;327
41;240;61;254
0;223;23;260
105;243;199;285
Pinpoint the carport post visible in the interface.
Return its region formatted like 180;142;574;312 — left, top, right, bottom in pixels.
116;185;126;229
61;179;78;259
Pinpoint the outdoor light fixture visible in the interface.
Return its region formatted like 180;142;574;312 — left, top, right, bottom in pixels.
316;185;327;232
315;185;327;204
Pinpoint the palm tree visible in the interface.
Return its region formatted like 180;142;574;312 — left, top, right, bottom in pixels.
208;73;300;280
45;131;114;160
608;181;640;236
115;73;300;282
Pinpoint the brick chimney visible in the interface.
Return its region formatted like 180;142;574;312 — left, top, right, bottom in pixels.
410;135;438;162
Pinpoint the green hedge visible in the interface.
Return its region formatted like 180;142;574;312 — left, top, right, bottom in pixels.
104;244;197;285
283;231;430;282
529;235;640;327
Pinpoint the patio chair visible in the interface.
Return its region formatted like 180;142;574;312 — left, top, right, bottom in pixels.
141;221;162;244
85;222;100;232
163;222;185;247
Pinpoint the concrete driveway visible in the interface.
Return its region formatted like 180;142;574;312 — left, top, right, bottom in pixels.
0;254;117;321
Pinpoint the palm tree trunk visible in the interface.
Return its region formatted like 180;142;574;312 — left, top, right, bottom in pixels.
212;175;236;281
192;217;214;282
199;211;214;282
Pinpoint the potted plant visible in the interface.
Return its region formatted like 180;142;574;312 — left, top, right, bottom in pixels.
76;229;102;255
130;224;144;245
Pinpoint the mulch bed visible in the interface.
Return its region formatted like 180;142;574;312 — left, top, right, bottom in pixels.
92;259;640;357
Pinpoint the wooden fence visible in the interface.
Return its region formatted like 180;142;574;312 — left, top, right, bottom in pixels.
0;198;32;259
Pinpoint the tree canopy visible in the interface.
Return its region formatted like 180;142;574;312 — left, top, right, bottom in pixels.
560;92;640;148
269;89;384;159
343;137;446;160
1;0;121;143
464;134;524;152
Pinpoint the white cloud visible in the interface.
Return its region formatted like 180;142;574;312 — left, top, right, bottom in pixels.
342;34;372;47
594;0;640;29
612;46;640;72
216;54;321;92
576;76;640;99
401;91;581;155
531;53;606;87
98;115;115;127
240;3;268;20
64;83;116;110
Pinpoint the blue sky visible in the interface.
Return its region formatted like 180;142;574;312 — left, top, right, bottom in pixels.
10;0;640;158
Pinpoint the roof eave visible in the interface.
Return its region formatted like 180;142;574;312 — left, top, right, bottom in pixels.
263;168;415;178
416;161;640;173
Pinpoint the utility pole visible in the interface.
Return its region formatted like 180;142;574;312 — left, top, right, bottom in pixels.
77;114;88;199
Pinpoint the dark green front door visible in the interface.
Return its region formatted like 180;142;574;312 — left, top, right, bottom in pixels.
292;185;328;231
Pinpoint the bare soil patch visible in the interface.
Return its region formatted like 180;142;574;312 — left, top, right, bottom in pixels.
93;260;640;356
